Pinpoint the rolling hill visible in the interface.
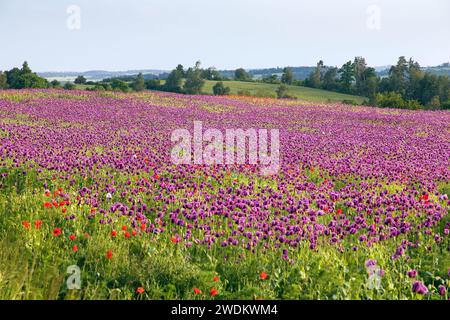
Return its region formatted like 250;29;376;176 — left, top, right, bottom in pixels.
77;80;365;104
201;80;366;104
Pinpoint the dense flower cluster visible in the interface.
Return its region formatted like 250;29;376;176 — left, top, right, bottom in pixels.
0;89;449;262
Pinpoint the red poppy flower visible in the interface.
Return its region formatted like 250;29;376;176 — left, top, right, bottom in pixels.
111;230;117;237
34;220;42;229
132;230;138;236
121;225;127;231
72;245;78;252
106;250;113;259
53;228;62;236
124;232;131;238
210;288;218;297
336;208;343;215
260;272;268;280
193;288;201;295
136;287;145;294
171;237;179;244
140;223;146;231
61;208;67;214
69;235;76;241
213;276;219;282
22;221;30;229
44;202;53;208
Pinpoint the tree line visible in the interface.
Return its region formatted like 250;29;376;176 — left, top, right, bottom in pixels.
0;61;211;94
302;56;450;109
0;62;98;90
1;58;449;109
90;61;210;95
0;62;49;89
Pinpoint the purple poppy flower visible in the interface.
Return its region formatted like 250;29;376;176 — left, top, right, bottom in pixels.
412;281;428;294
438;285;446;296
407;269;418;278
365;259;377;268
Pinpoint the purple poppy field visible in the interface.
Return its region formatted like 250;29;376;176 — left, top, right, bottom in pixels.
0;89;448;300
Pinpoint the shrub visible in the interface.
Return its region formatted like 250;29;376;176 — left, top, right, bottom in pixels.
63;82;76;90
375;92;424;109
212;82;231;96
50;80;61;88
111;79;129;93
404;99;422;110
341;99;358;105
145;79;161;90
375;92;406;108
427;96;441;109
276;85;295;99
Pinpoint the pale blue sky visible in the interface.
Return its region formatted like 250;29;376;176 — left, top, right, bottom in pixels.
0;0;449;71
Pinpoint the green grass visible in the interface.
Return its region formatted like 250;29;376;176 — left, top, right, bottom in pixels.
202;80;366;104
73;84;92;90
75;81;366;104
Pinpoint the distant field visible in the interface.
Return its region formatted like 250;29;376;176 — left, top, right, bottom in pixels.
76;80;366;104
73;84;92;90
202;80;366;104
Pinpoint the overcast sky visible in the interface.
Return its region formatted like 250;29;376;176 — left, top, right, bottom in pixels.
0;0;449;71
